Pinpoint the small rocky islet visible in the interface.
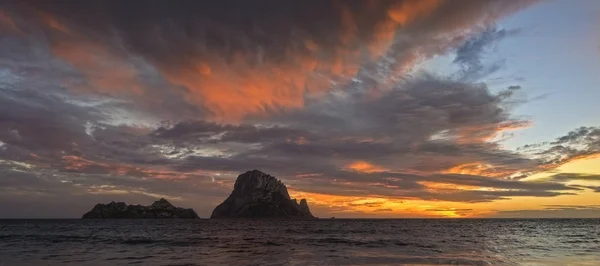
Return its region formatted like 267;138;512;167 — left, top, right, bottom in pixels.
81;170;314;219
81;198;199;219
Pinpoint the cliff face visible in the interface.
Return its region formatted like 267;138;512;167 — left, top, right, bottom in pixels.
82;198;199;219
210;170;314;219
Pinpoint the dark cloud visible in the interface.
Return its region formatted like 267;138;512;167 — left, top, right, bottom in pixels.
2;0;536;121
152;121;308;146
546;173;600;182
150;75;538;182
520;126;600;167
551;126;600;145
543;173;600;193
454;27;521;80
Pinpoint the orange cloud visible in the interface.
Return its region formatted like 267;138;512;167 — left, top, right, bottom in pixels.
30;10;146;98
368;0;443;60
62;155;109;171
51;40;144;97
345;161;387;173
162;49;354;121
336;2;357;45
0;10;19;33
442;162;517;178
387;0;443;26
453;120;531;144
444;162;492;176
286;136;309;145
418;181;482;191
159;1;447;122
62;155;197;180
38;11;70;33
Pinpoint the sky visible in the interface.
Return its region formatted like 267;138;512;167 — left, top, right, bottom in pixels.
0;0;599;218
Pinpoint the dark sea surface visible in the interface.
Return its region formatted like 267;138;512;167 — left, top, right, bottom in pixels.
0;219;598;266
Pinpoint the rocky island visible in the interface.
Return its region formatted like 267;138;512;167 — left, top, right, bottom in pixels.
82;198;199;219
211;170;315;219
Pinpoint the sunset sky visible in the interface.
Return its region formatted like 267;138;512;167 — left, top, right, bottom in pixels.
1;0;599;218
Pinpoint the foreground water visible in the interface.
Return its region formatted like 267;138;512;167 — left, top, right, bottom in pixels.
0;219;598;265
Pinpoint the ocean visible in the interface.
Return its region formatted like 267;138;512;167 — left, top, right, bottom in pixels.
0;219;598;265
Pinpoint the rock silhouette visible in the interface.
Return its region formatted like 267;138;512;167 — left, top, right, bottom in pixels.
211;170;315;219
82;198;199;219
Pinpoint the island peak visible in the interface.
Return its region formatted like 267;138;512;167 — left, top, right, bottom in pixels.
211;170;315;219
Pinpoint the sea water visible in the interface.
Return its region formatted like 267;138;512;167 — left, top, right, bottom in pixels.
0;219;598;265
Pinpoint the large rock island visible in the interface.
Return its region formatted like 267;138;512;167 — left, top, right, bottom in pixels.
82;198;199;219
211;170;315;219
